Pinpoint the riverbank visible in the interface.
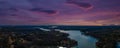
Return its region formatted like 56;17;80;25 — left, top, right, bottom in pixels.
60;30;97;48
80;28;120;48
0;27;78;48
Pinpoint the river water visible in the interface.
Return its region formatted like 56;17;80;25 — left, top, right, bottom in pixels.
117;42;120;48
59;30;97;48
39;28;120;48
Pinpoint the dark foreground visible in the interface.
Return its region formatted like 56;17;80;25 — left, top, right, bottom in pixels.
0;25;120;48
80;27;120;48
0;27;77;48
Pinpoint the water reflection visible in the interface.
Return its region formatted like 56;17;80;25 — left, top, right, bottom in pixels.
61;30;97;48
80;28;120;48
117;42;120;48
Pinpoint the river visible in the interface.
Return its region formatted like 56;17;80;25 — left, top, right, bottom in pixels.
58;30;97;48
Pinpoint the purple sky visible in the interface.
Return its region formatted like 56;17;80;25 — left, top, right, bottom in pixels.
0;0;120;25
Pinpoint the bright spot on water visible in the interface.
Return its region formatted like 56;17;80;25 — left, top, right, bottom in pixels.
59;47;67;48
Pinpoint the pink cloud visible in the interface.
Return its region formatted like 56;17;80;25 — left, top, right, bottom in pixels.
66;0;93;10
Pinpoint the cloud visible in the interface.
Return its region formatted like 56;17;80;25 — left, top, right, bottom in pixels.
0;0;19;16
86;15;120;21
0;0;119;25
30;8;57;14
0;8;18;16
66;0;93;9
80;11;120;25
0;0;58;16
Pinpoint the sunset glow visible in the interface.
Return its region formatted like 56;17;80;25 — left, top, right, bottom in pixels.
0;0;120;25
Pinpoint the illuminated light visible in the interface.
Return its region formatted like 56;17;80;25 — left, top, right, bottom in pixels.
59;47;67;48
